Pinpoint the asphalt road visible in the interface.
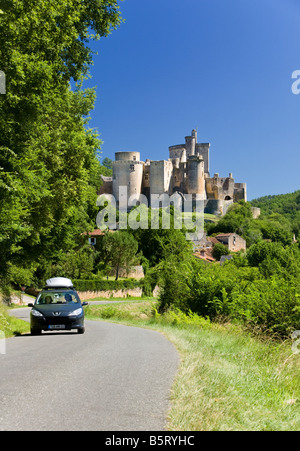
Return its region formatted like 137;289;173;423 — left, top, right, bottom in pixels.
0;308;179;431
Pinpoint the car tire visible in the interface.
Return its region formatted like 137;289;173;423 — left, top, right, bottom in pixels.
31;329;42;336
77;327;85;334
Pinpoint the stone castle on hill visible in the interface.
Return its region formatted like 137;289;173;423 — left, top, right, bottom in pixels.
100;129;247;216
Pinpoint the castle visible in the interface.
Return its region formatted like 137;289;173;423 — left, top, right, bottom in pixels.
100;129;247;216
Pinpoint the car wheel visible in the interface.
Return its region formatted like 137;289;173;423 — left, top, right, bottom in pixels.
31;329;42;336
77;327;85;334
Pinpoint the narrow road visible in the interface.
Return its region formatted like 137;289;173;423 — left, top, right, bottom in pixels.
0;308;178;431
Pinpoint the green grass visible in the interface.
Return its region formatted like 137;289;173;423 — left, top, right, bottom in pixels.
182;212;219;223
0;302;30;337
85;301;300;431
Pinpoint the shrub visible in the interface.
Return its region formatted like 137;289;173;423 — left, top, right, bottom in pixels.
187;260;300;337
212;243;229;261
188;262;260;319
157;257;192;312
162;308;211;328
230;278;300;336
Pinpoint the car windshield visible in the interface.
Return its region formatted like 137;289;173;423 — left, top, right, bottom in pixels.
36;291;80;305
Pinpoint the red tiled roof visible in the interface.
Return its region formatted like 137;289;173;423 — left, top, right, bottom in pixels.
207;236;220;245
83;229;114;237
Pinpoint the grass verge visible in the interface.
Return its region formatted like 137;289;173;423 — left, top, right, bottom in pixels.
0;302;30;337
85;300;300;431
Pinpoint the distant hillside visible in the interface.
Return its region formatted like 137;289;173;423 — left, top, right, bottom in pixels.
251;190;300;237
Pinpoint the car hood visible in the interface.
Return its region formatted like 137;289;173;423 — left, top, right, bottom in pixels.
33;304;82;316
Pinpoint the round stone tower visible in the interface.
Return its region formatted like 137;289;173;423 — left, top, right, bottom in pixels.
186;155;205;196
113;152;144;208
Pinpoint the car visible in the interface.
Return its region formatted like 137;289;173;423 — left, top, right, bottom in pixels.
28;277;88;335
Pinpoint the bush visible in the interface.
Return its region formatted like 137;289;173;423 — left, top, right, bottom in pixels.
212;243;229;261
230;278;300;336
185;260;300;337
188;262;260;319
157;257;192;312
155;308;211;329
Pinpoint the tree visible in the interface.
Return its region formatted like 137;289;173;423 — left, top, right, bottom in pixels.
102;157;113;171
247;241;285;268
0;0;122;284
212;243;230;261
157;256;192;313
132;206;193;267
102;232;140;280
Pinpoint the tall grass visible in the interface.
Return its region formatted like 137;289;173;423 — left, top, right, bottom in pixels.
86;301;300;431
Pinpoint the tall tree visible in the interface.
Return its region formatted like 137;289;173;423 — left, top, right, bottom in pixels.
0;0;122;284
102;232;139;280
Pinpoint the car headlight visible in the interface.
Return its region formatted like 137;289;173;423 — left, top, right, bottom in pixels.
31;309;44;318
68;308;83;316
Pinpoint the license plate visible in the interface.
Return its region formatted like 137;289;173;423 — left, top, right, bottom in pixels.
48;325;65;330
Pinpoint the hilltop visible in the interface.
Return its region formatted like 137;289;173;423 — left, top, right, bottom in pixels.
251;191;300;238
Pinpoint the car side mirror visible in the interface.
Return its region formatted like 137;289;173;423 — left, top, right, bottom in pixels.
28;303;34;307
82;302;88;307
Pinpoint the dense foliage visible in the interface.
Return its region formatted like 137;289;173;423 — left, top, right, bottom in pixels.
206;201;294;247
0;0;121;289
157;196;300;337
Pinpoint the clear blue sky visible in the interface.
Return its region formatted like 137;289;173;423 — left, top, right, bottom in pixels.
84;0;300;200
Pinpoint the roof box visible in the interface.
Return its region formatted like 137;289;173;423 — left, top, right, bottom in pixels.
45;277;74;289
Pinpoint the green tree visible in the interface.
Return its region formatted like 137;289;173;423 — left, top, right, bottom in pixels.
102;232;140;280
0;0;122;284
157;256;192;313
102;157;113;171
132;206;193;267
212;243;230;261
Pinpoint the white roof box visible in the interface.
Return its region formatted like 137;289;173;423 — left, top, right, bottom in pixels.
45;277;74;289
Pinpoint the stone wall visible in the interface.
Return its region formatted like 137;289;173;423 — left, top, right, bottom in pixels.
78;287;143;300
109;266;145;279
216;233;246;252
150;160;173;196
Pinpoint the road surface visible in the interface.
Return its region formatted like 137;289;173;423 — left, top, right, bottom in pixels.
0;308;179;431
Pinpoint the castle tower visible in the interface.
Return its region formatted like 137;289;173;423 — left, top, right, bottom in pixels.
195;143;210;174
186;155;205;196
192;128;198;142
185;132;196;157
113;152;144;208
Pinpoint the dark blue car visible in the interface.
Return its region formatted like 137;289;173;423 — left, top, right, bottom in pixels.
29;278;88;335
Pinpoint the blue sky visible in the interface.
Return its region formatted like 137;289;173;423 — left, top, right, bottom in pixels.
84;0;300;200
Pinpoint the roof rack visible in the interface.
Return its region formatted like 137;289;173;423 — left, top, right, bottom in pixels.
44;277;74;289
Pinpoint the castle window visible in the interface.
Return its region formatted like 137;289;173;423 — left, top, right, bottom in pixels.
130;164;135;171
133;156;136;161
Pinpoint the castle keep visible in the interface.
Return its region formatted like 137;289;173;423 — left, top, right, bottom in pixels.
100;129;247;216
